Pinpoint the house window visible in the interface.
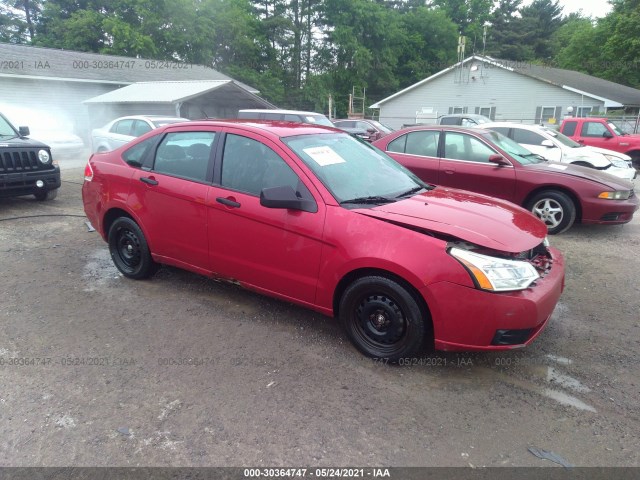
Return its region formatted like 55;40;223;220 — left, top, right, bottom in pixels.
479;107;492;118
541;106;556;123
452;106;465;114
577;106;592;117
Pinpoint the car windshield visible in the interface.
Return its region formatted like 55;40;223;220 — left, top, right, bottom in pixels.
543;128;581;148
608;122;624;135
368;120;394;133
283;133;429;205
473;116;491;124
482;130;545;165
304;115;334;127
0;115;17;137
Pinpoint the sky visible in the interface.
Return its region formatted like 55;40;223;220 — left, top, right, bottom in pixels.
557;0;613;18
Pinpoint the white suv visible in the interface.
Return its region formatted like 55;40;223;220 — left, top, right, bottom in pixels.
482;122;636;181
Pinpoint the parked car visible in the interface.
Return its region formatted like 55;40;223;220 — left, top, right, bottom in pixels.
0;111;60;200
438;113;492;126
332;119;394;142
482;122;636;181
559;117;640;168
237;109;334;127
82;120;565;360
373;126;638;235
91;115;189;153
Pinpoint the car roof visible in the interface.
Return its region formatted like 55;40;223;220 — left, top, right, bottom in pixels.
399;125;491;134
238;109;327;116
110;115;189;122
483;122;554;132
439;113;489;119
162;118;343;137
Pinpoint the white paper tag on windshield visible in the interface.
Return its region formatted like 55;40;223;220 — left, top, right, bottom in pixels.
304;146;346;166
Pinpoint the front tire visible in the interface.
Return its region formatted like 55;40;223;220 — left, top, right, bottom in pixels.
108;217;158;279
526;190;576;235
339;276;427;362
34;188;58;201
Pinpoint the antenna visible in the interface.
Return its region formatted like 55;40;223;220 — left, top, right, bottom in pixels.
456;35;466;83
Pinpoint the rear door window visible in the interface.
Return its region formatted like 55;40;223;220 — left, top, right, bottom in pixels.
152;131;216;182
512;128;546;146
112;120;134;135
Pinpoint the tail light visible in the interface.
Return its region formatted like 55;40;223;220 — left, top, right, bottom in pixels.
84;162;94;182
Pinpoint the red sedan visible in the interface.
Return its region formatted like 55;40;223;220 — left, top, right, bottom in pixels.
373;126;638;234
83;120;564;360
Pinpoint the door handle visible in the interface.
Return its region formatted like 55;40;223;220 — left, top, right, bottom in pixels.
443;169;455;175
216;197;241;208
140;176;158;186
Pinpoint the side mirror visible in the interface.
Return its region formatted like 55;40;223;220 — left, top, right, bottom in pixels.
18;126;30;137
602;130;614;138
260;185;317;213
541;139;555;148
489;154;510;166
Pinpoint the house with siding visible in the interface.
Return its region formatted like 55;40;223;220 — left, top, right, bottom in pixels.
0;43;270;140
371;55;640;130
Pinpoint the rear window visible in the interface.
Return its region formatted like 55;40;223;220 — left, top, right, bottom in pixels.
562;121;577;136
439;117;460;125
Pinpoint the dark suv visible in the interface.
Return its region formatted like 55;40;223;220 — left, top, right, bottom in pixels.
0;112;60;200
332;119;394;142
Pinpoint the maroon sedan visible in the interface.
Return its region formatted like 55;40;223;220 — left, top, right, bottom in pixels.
83;120;564;360
373;126;639;234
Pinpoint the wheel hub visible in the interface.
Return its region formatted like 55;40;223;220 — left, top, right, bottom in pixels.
370;310;389;330
356;295;405;345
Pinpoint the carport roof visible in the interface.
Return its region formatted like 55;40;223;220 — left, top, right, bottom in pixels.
83;80;275;107
0;43;259;93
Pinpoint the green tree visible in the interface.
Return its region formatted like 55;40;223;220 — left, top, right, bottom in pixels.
395;6;458;85
432;0;493;44
519;0;565;60
485;0;533;60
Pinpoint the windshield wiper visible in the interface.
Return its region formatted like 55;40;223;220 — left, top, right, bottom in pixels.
395;186;426;198
340;195;396;205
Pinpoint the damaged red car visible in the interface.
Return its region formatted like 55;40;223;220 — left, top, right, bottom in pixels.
83;120;565;361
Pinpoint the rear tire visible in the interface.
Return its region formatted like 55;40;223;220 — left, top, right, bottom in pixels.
526;190;576;235
34;188;58;201
108;217;158;279
339;276;427;362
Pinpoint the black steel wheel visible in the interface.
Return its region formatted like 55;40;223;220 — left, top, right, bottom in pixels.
339;276;427;362
107;217;157;279
526;190;576;235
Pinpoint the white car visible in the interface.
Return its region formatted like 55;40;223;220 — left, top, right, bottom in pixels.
482;122;636;181
91;115;189;153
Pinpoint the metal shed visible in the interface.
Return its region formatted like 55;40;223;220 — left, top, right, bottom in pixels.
83;80;276;129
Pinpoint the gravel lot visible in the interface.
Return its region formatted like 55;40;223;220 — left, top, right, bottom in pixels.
0;164;638;468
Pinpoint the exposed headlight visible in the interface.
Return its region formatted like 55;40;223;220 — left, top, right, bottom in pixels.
38;149;51;164
449;247;540;292
603;154;632;168
598;191;632;200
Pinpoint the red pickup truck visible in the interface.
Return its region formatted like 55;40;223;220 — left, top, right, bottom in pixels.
559;117;640;168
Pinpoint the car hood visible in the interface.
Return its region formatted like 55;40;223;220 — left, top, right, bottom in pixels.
354;187;547;253
0;136;49;149
525;161;634;189
583;145;632;160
